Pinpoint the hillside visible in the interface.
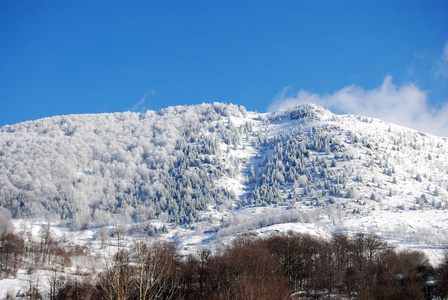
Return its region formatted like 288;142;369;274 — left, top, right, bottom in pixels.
1;102;448;262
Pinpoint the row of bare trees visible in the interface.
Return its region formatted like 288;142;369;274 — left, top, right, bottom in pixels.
0;225;73;276
2;223;448;299
50;232;448;300
0;218;85;299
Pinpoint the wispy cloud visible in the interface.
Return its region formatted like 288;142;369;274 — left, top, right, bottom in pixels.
130;91;156;113
435;41;448;78
268;76;448;137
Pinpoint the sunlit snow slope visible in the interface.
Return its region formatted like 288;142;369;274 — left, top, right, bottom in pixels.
1;103;447;262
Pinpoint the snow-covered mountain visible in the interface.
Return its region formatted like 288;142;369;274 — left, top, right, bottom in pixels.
1;102;447;262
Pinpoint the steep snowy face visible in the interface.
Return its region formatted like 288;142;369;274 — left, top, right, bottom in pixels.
0;102;448;255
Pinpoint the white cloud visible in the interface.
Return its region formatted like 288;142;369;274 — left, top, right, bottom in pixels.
268;76;448;137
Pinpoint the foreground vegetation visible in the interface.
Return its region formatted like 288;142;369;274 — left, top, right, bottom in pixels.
1;217;448;299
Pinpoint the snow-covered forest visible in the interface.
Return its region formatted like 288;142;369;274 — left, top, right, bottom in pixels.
0;103;251;229
1;102;448;297
1;103;448;245
1;103;447;228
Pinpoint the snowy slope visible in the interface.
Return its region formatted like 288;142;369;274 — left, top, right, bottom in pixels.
1;103;448;266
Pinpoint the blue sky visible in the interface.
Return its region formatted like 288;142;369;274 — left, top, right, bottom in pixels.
1;1;447;135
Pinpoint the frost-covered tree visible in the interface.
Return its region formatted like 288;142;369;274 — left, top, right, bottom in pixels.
0;103;246;225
